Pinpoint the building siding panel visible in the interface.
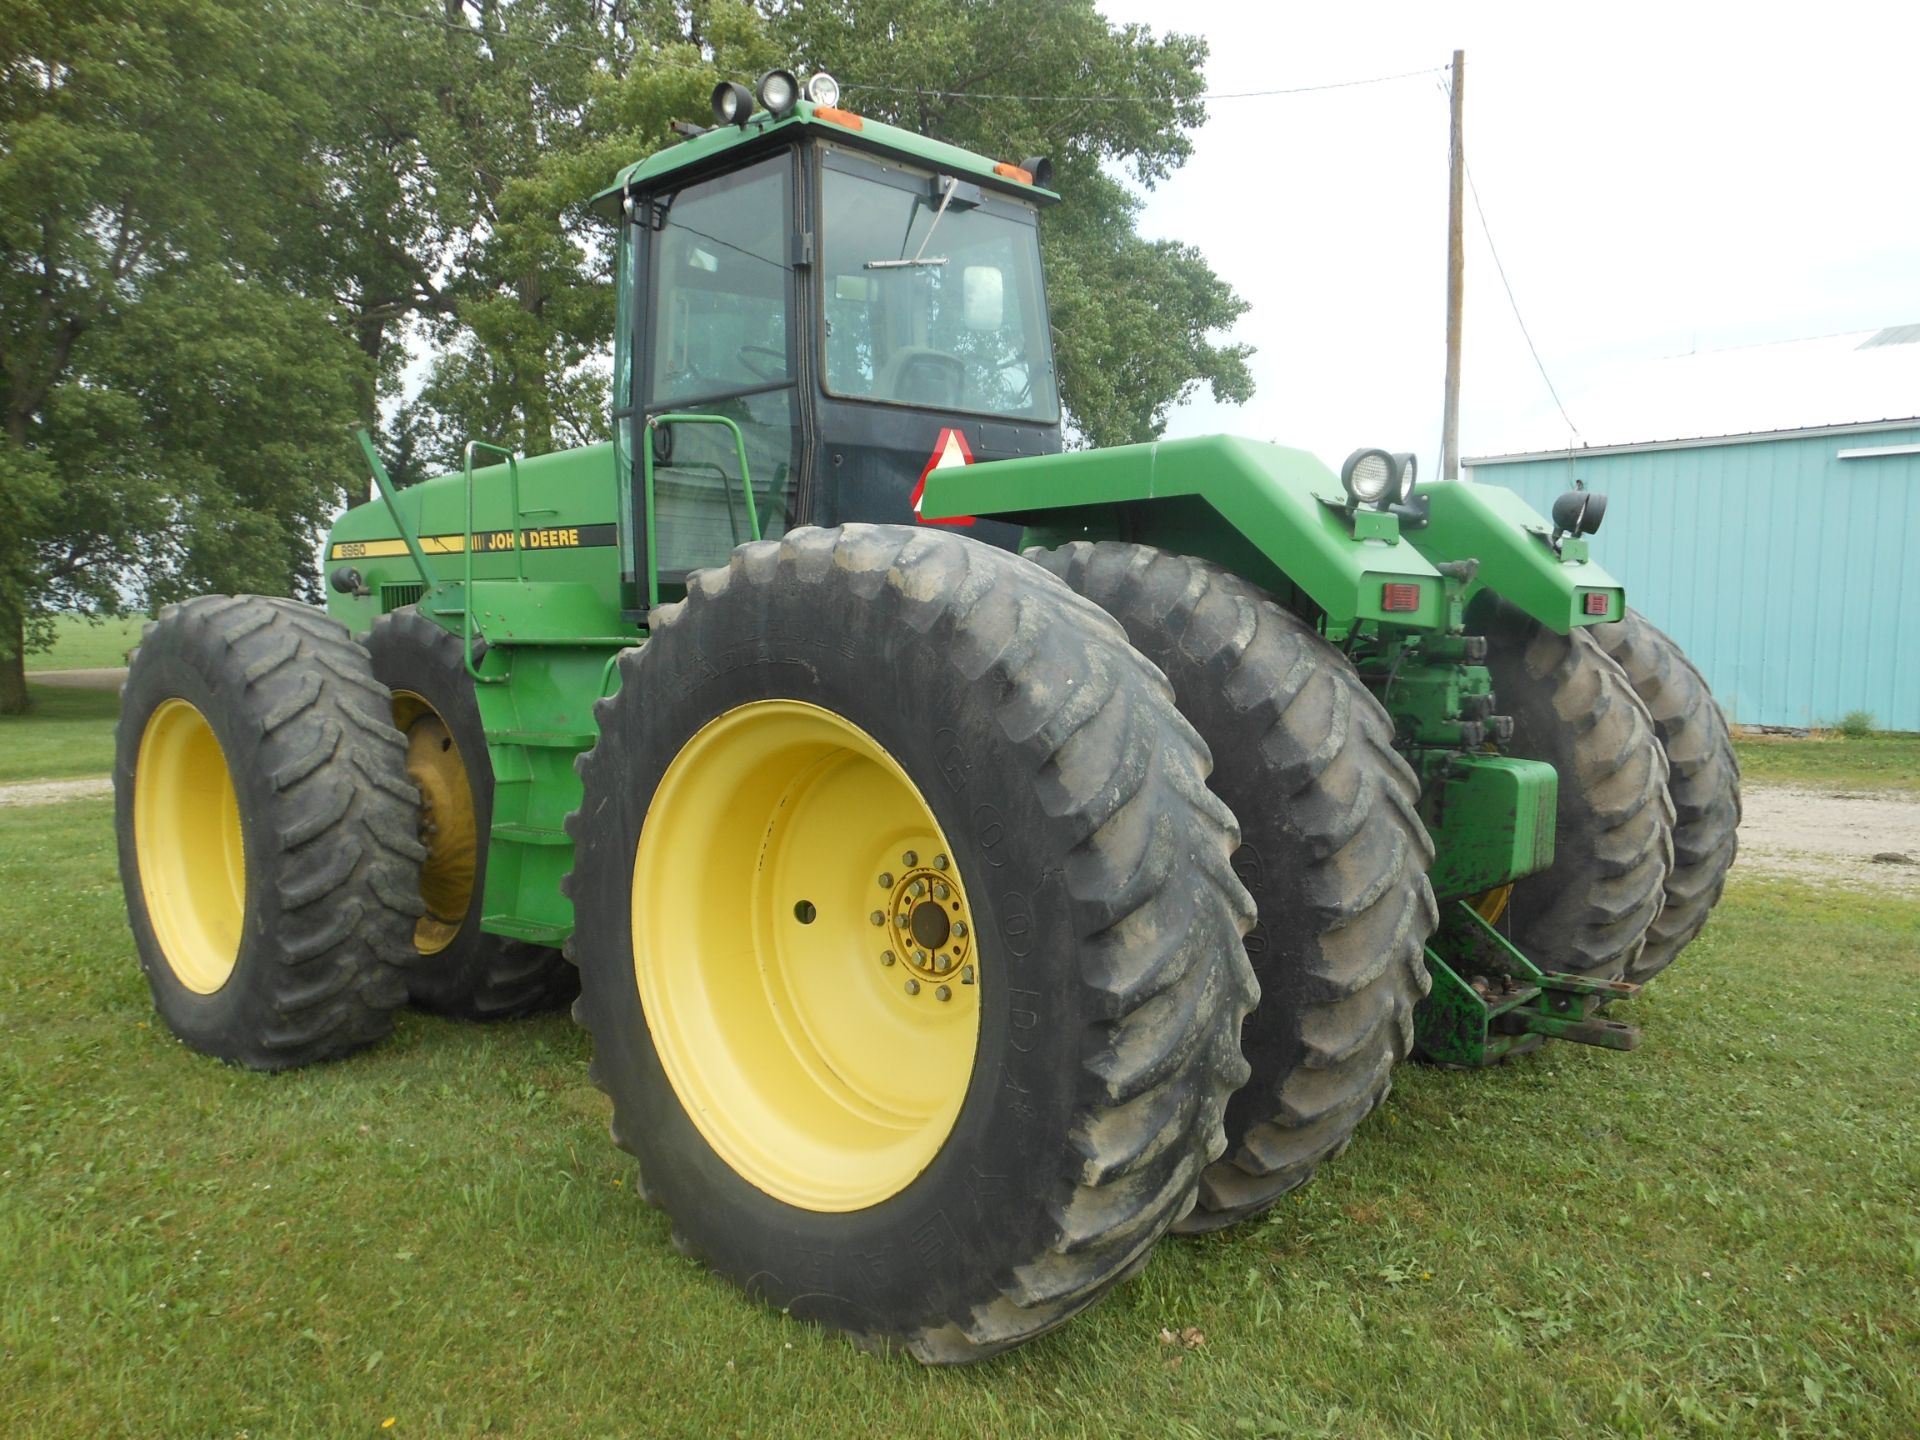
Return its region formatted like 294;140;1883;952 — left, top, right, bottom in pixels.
1466;426;1920;730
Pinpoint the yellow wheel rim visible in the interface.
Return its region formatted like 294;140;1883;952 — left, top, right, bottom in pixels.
394;691;478;956
134;698;246;994
634;700;981;1211
1472;883;1514;926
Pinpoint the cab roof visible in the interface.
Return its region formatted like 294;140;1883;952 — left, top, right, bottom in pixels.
588;98;1060;214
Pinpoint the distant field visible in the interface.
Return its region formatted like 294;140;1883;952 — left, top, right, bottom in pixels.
23;613;146;672
1;798;1916;1438
0;685;120;783
1733;731;1920;794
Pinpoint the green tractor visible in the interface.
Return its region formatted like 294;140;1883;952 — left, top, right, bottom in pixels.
113;69;1739;1362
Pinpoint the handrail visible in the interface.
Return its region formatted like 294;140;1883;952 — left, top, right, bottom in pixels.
354;430;433;586
641;413;758;612
461;439;524;683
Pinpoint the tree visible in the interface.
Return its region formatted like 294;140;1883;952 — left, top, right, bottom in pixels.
765;0;1253;446
0;0;366;711
297;0;777;469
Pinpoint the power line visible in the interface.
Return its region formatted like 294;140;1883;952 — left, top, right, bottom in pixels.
1439;78;1581;441
844;65;1443;106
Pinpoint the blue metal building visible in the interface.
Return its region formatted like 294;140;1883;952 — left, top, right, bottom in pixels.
1466;417;1920;731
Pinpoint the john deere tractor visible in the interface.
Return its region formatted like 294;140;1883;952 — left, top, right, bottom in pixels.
114;69;1739;1362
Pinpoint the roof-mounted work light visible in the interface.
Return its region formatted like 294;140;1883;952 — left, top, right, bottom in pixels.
757;69;799;117
711;80;755;128
803;72;841;108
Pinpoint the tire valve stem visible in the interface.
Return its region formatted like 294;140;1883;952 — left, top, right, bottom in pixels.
961;965;975;985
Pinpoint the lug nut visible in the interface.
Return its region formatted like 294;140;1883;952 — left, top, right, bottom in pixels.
935;985;952;1002
953;921;967;938
902;850;918;866
896;914;910;928
870;910;885;927
933;881;949;900
904;978;920;996
934;954;950;973
878;872;893;888
933;854;948;871
880;951;895;967
914;949;928;966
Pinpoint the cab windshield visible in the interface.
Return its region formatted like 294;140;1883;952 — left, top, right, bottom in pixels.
820;156;1059;423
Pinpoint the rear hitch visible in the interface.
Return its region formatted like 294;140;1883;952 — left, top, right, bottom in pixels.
1415;901;1641;1066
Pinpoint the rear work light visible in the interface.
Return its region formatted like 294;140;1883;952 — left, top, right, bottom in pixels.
1381;582;1422;613
1583;591;1611;616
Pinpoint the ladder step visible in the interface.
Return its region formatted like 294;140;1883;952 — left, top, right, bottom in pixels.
490;729;596;748
481;635;638;649
491;823;571;847
481;914;571;946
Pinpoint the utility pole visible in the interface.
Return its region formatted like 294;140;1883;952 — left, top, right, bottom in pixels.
1441;48;1465;479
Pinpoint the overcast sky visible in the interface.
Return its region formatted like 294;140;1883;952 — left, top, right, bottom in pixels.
1092;0;1920;466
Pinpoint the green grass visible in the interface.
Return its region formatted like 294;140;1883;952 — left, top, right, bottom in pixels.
1733;732;1920;794
23;612;146;672
0;685;120;783
2;801;1916;1437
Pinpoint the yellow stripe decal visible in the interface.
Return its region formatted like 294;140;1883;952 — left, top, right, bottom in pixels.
330;523;617;563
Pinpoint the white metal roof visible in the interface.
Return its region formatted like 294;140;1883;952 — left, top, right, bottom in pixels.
1467;325;1920;465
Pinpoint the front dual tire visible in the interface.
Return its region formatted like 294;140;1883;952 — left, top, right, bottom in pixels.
566;525;1259;1361
114;596;425;1069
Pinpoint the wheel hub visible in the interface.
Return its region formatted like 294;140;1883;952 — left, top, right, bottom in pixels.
880;855;975;990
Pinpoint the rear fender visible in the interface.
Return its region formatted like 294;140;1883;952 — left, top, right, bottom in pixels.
1406;480;1623;634
920;435;1446;631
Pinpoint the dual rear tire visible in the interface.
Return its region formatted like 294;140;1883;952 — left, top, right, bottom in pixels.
1030;543;1437;1233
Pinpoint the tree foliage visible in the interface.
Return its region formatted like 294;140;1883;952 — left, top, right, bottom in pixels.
0;0;364;710
0;0;1249;712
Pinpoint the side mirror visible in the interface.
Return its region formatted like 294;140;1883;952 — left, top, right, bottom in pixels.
962;266;1005;331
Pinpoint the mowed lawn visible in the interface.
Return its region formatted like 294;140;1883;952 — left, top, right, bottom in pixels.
1;798;1915;1438
1733;732;1920;794
0;686;120;783
23;612;146;672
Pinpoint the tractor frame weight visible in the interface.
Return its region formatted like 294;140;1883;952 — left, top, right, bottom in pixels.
114;65;1740;1362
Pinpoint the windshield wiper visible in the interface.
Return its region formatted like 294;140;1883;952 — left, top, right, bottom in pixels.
866;176;955;269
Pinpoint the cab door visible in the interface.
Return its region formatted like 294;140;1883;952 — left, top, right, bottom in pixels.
622;151;804;612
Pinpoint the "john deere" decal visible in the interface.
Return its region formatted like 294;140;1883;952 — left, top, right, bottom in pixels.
329;522;618;561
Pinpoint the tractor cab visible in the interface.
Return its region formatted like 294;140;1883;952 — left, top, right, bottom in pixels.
594;72;1063;613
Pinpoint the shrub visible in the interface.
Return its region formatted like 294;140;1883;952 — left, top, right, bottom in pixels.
1838;710;1876;739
